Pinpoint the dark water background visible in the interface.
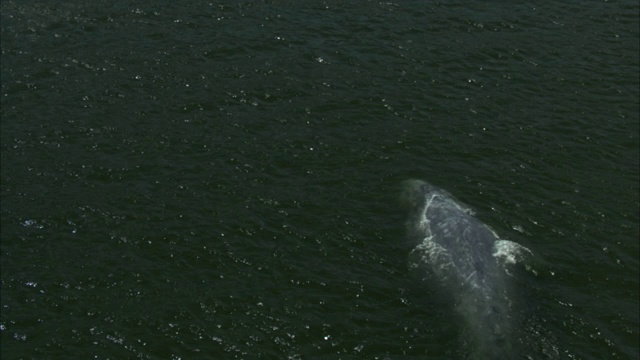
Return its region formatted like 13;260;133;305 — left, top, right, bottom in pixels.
1;1;638;359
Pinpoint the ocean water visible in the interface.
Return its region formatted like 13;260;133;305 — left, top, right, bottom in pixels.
1;1;638;359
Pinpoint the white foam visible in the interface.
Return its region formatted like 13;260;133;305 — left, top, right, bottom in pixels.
493;240;533;268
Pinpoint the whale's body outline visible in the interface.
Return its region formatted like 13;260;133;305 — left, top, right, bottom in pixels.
402;179;531;358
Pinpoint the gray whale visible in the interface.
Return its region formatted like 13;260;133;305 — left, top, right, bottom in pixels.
401;180;531;358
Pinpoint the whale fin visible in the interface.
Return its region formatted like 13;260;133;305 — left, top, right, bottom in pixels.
408;240;461;287
492;240;533;276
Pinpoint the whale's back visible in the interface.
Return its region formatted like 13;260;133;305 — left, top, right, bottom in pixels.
402;180;528;359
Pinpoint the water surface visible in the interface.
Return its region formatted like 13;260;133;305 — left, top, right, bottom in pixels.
1;1;638;359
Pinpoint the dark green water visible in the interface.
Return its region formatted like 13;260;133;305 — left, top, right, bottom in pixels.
1;1;638;359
